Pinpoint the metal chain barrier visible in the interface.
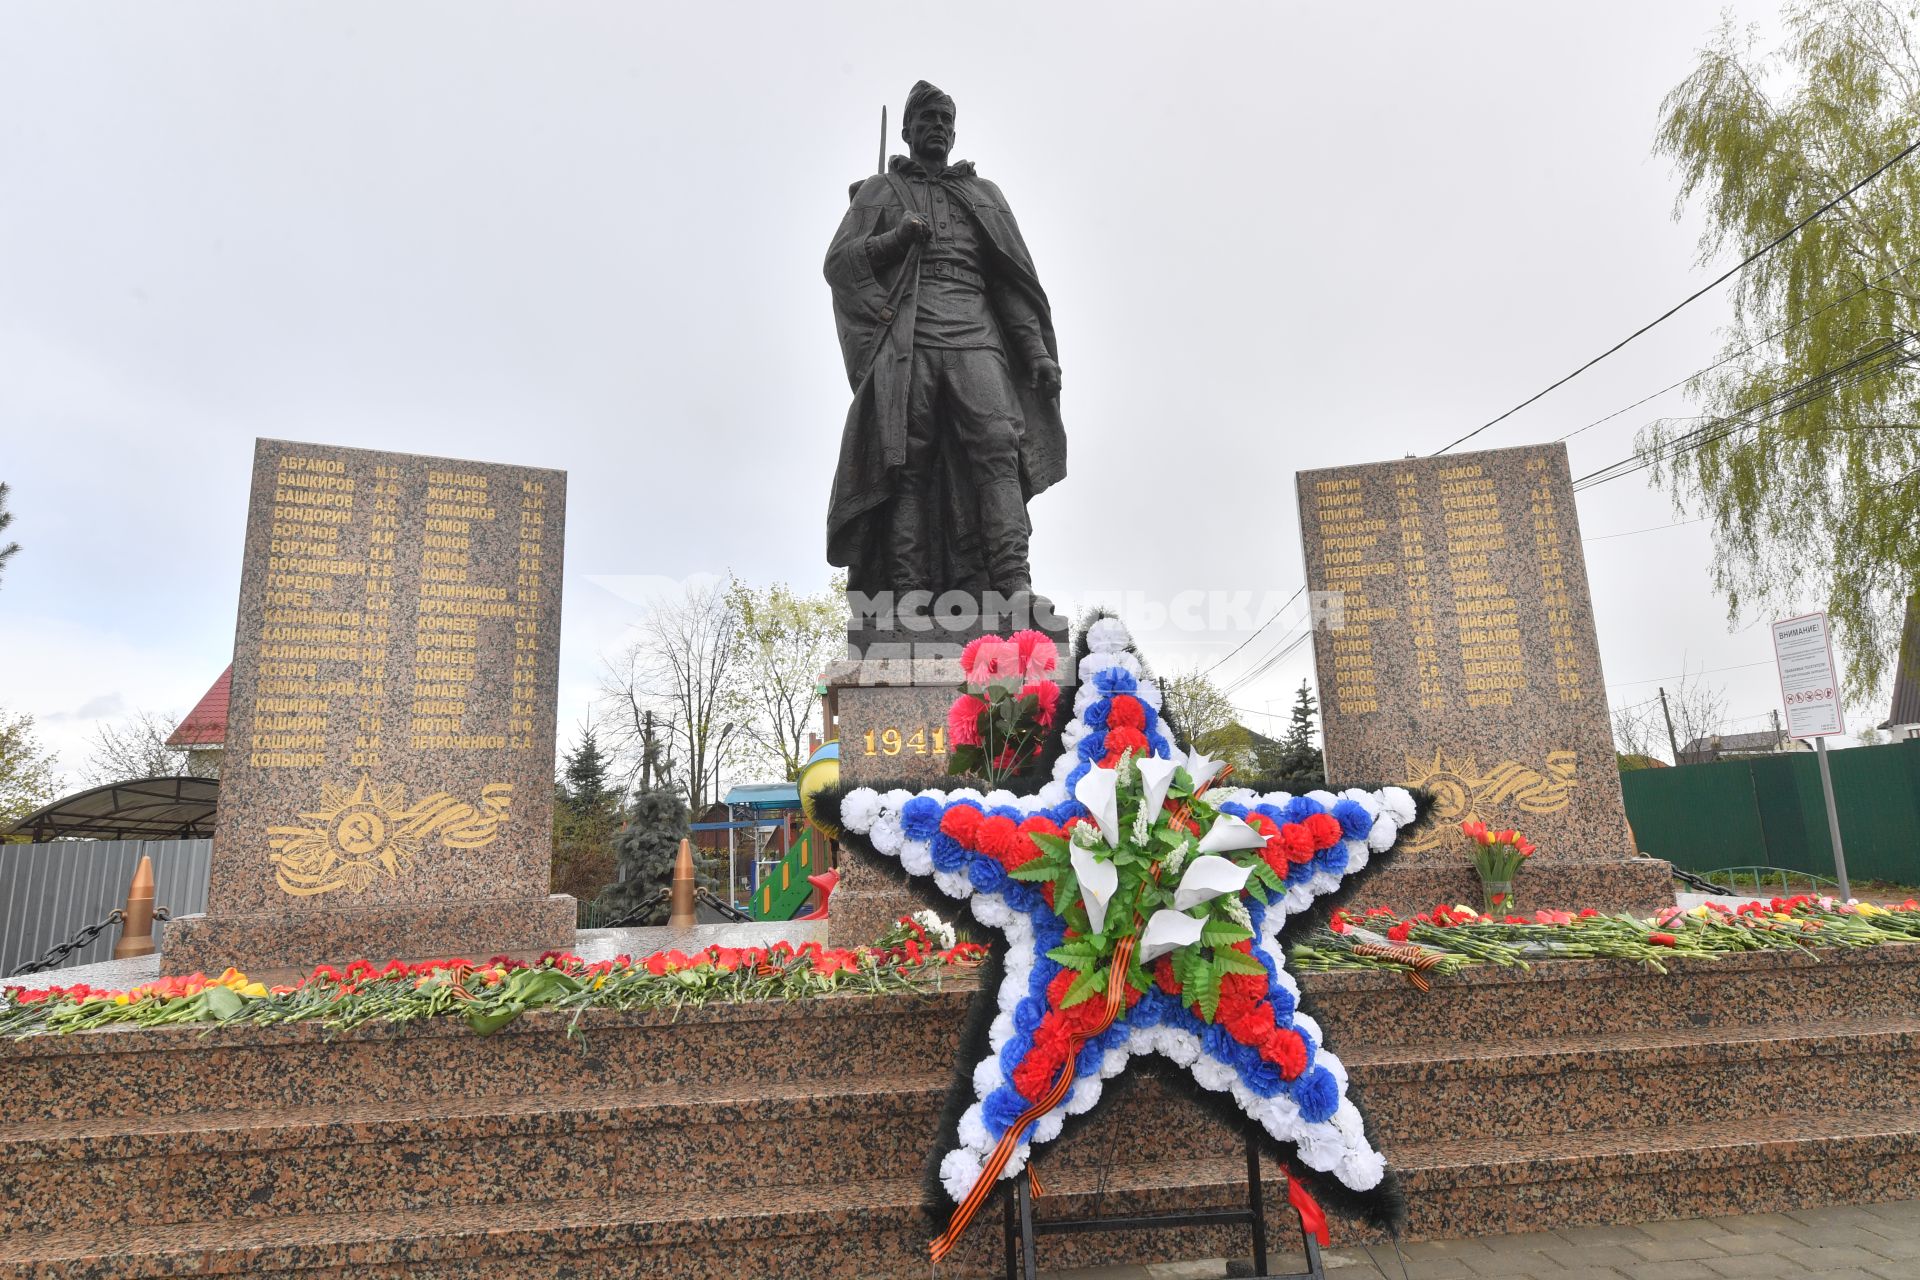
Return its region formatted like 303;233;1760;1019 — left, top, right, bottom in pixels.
6;905;174;979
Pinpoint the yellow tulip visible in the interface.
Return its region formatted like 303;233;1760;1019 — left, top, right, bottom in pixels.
1688;905;1711;919
239;982;269;999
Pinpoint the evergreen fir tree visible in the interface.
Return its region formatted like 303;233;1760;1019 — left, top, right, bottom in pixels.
1256;680;1325;792
591;786;690;925
0;482;19;590
561;727;616;815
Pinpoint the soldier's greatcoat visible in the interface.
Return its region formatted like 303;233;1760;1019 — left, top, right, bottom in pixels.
824;159;1065;594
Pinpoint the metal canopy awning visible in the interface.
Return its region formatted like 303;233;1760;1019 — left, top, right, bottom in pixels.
723;783;800;809
5;775;220;843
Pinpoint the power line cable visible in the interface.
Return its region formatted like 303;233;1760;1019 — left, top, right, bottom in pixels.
1201;586;1304;678
1433;134;1920;456
1582;517;1708;542
1571;334;1917;492
1557;254;1920;444
1606;658;1776;689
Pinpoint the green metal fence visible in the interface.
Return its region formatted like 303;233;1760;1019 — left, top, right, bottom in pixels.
1620;738;1920;886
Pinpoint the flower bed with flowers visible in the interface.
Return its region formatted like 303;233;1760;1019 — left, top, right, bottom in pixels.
0;937;988;1040
1293;895;1920;982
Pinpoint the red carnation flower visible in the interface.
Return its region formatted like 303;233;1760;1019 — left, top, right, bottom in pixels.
1101;725;1149;765
941;805;983;844
1106;695;1146;731
1021;680;1061;726
1279;823;1317;862
1012;630;1060;677
1260;1026;1309;1079
1649;932;1678;947
974;814;1020;862
1154;955;1181;995
1386;920;1413;943
947;694;985;748
1304;812;1343;851
960;635;1023;686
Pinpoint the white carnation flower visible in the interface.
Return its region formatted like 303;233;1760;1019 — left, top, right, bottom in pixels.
933;867;973;899
1380;786;1416;826
1031;1109;1064;1144
1367;814;1398;852
841;788;883;833
973;1057;1003;1098
1087;616;1132;654
1341;1146;1386;1190
900;839;934;876
1066;1075;1102;1114
869;812;905;856
940;1148;984;1202
957;1103;991;1151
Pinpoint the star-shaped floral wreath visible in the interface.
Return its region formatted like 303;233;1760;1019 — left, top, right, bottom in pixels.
820;614;1431;1257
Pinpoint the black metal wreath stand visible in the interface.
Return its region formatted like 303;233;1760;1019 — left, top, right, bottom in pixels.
999;1129;1327;1280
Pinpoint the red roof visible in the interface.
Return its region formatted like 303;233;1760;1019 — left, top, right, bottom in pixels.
167;666;231;746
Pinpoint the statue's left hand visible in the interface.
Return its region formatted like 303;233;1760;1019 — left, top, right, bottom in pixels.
1029;356;1062;398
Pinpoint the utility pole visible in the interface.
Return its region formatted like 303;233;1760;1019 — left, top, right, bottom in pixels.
1659;687;1683;764
640;710;656;792
1771;708;1783;747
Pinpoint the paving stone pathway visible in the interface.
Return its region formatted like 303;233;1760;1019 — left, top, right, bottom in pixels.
1038;1200;1920;1279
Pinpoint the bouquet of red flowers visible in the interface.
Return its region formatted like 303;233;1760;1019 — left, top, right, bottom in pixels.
1459;819;1535;913
946;631;1061;785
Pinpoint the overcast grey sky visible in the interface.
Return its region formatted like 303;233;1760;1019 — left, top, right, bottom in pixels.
3;0;1829;787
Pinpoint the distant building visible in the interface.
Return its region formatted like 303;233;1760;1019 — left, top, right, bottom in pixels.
165;667;232;777
1880;598;1920;741
1677;728;1807;765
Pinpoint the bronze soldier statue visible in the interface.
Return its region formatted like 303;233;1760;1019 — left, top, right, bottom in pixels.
825;80;1065;604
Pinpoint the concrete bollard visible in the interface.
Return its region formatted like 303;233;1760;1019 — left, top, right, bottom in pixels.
114;855;157;960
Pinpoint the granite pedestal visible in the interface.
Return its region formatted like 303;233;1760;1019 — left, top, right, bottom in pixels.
826;593;1070;948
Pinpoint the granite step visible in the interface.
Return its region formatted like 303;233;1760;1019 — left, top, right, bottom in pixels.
1340;1013;1920;1141
8;1106;1920;1276
1304;941;1920;1048
0;990;975;1124
0;1162;1288;1280
1391;1106;1920;1240
0;1077;951;1236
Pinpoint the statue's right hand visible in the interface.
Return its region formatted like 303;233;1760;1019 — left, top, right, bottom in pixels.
894;215;932;248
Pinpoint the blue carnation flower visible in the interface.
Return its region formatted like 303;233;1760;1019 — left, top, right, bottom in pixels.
1218;800;1249;819
1078;731;1107;762
1241;1056;1284;1096
1082;701;1110;730
1332;797;1372;842
1075;1042;1105;1076
969;857;1007;894
900;795;943;841
930;832;970;873
1005;1031;1036;1068
1317;843;1350;877
1097;1022;1130;1053
1203;1023;1237;1064
989;805;1024;822
1268;983;1296;1023
1092;668;1138;695
984;1086;1034;1138
1292;1066;1340;1124
1282;795;1322;825
1014;997;1048;1034
1004;882;1043;915
1286;858;1316;885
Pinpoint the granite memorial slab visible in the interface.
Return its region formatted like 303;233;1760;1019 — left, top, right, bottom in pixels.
162;438;576;973
1296;442;1671;911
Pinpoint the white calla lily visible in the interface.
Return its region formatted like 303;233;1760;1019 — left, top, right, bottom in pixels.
1183;747;1226;791
1138;909;1206;963
1197;812;1268;855
1073;765;1121;847
1069;846;1119;936
1173;854;1253;911
1136;755;1179;820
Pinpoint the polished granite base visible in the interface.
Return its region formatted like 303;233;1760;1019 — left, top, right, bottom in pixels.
6;938;1920;1275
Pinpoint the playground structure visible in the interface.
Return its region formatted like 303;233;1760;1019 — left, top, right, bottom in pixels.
707;744;840;921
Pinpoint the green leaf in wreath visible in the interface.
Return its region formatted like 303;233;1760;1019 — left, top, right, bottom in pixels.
1215;946;1268;976
1061;967;1108;1008
1195;955;1225;1023
1030;832;1072;859
1008;859;1061;882
1201;918;1253;947
1047;944;1099;973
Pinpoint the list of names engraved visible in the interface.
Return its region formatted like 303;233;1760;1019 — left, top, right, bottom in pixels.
209;438;566;913
1295;442;1631;860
